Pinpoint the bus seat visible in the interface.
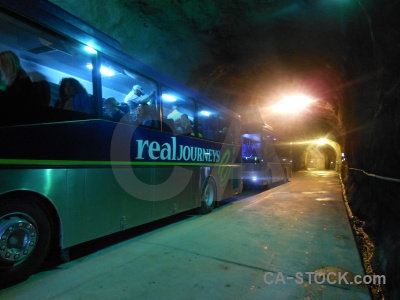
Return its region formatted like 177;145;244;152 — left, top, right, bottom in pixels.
31;80;51;106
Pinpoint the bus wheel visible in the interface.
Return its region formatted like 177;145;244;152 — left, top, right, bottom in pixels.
199;178;216;214
0;198;52;287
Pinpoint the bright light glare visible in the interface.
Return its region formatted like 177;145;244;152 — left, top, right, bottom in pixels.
162;94;177;102
200;110;211;116
272;94;314;113
84;45;97;54
316;138;328;145
86;63;115;76
100;67;115;76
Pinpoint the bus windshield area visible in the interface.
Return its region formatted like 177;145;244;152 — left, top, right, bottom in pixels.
242;131;281;164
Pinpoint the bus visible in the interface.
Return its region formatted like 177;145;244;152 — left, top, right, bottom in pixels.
241;122;292;189
0;0;242;286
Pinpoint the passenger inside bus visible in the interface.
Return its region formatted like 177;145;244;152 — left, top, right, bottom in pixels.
124;99;138;121
55;77;93;114
134;100;154;126
124;84;155;105
0;50;33;103
104;97;127;122
167;105;183;121
176;113;194;136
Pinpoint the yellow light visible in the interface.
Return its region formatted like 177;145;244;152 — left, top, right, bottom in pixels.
316;138;327;145
272;94;315;113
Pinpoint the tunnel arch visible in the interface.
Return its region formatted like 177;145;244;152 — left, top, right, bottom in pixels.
303;139;342;171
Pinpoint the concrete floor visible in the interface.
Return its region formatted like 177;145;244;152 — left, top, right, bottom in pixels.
0;170;371;299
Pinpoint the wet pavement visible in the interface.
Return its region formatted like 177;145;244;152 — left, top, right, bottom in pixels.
0;170;371;299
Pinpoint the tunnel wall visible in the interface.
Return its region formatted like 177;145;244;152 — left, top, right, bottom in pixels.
342;0;400;298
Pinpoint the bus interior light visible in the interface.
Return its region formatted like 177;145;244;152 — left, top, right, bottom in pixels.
200;110;211;117
161;94;177;102
84;45;97;54
86;63;115;76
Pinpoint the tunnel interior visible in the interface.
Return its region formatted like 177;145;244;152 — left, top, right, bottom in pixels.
304;144;338;171
47;1;400;298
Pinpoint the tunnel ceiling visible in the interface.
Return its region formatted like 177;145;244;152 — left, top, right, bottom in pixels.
121;0;346;63
49;0;395;143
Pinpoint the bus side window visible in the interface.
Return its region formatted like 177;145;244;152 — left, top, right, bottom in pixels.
218;113;233;143
0;12;94;123
197;102;217;141
161;86;194;135
99;58;159;126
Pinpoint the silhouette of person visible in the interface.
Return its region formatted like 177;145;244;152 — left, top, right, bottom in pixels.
0;50;33;103
55;78;93;114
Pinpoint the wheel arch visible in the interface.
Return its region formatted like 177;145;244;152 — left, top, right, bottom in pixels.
0;190;61;249
198;175;217;214
200;175;217;195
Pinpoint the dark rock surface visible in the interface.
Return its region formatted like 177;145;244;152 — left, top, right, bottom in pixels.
50;0;400;298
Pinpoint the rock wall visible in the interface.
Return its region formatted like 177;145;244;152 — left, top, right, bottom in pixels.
342;0;400;298
49;0;215;83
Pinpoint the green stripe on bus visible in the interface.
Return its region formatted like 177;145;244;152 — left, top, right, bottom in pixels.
0;159;239;167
